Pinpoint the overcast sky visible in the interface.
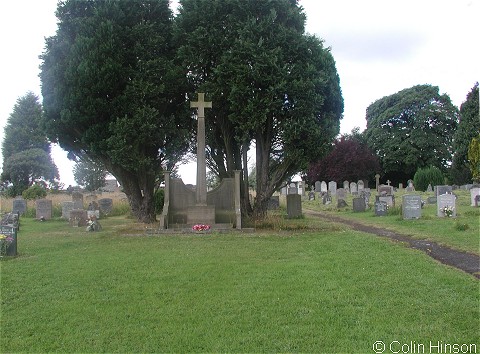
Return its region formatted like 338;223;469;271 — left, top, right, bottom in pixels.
0;0;478;186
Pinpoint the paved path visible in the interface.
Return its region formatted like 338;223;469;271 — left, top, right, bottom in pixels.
304;209;480;279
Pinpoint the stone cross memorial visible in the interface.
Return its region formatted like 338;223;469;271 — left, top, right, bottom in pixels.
190;92;212;206
189;92;215;225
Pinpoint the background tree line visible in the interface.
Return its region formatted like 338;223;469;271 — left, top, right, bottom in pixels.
2;0;478;222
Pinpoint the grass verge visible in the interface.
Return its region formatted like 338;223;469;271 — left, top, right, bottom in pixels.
1;217;478;352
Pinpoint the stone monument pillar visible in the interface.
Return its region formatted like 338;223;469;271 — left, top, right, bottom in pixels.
188;93;215;225
190;92;212;206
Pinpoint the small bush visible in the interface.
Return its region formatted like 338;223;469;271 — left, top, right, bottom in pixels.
413;166;444;191
22;184;47;200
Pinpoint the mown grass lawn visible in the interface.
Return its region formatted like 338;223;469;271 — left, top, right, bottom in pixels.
304;189;480;254
1;216;479;353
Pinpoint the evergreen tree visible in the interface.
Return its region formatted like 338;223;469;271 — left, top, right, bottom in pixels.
451;83;480;184
1;92;58;196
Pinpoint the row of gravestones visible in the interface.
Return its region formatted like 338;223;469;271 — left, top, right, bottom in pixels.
314;180;366;195
11;196;114;224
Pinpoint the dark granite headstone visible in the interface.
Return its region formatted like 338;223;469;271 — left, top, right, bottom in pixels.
267;196;280;210
427;196;437;204
286;194;302;218
0;225;17;256
374;201;388;216
352;197;366;212
308;191;315;201
12;198;27;215
435;185;452;196
337;199;348;208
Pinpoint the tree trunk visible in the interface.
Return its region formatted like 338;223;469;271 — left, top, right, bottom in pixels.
108;164;157;223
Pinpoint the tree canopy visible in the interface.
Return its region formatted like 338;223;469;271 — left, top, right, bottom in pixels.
40;0;191;222
364;85;458;185
175;0;343;216
451;82;479;184
1;92;58;196
73;155;108;192
306;129;380;185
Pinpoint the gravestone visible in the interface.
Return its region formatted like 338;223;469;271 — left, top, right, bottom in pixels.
12;198;27;216
470;188;480;206
343;180;349;191
328;181;337;196
376;195;394;207
69;209;88;227
280;186;287;195
398;183;403;190
360;190;371;208
352;197;366;212
406;179;415;192
357;180;364;193
72;192;84;210
378;185;393;196
375;174;380;191
426;184;433;192
337;199;348;208
298;181;304;196
85;194;97;205
286;194;302;218
436;185;452;196
62;201;74;219
437;193;456;217
87;201;100;219
35;199;52;220
322;194;332;205
288;183;298;195
308;191;315;201
475;195;480;207
0;225;17;256
321;181;327;193
402;195;422;220
98;198;113;215
267;196;280;210
350;182;358;195
427;196;437;204
336;188;347;201
374;201;388;216
315;181;321;192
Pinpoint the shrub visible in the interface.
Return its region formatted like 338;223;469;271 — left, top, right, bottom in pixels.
413;166;444;191
454;221;470;231
22;184;47;200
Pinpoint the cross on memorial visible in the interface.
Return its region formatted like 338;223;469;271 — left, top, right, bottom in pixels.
190;93;212;205
386;180;391;186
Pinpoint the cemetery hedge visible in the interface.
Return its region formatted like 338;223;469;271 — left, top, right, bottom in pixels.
1;215;478;353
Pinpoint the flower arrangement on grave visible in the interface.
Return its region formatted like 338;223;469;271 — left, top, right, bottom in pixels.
441;205;454;217
0;234;14;257
192;224;211;232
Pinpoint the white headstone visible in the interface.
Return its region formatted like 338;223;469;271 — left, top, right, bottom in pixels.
328;181;337;196
437;194;456;217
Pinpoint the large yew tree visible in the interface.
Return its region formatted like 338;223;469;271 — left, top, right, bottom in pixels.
364;85;458;185
175;0;343;217
40;0;191;222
